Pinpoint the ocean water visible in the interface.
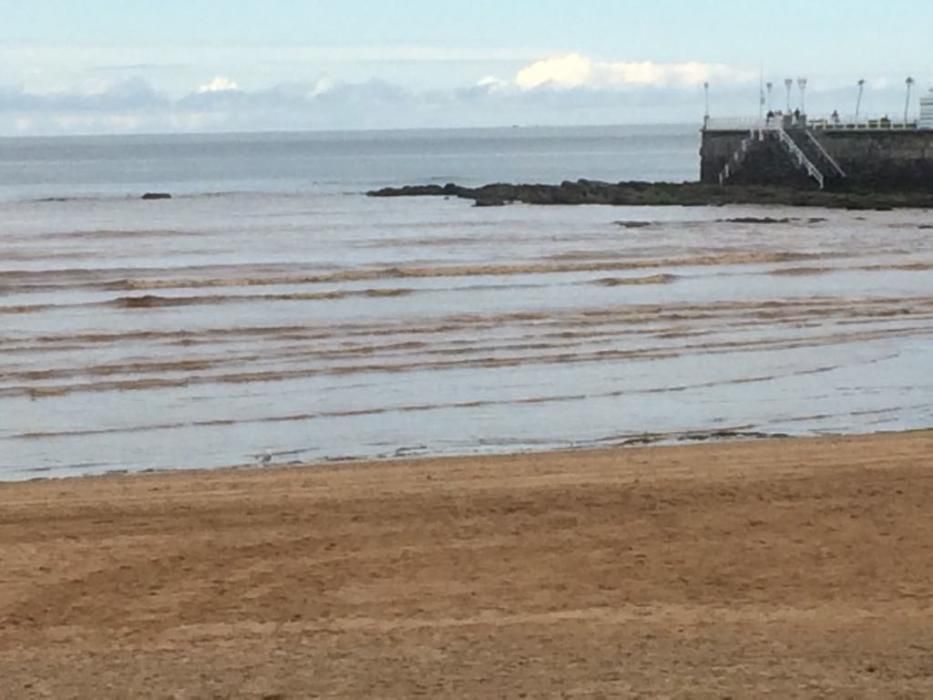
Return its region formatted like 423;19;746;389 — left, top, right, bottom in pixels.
1;125;932;480
0;124;699;201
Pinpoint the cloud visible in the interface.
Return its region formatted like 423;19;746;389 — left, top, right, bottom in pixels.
514;53;755;90
198;76;240;93
0;68;919;136
0;77;166;113
309;77;335;97
92;63;189;73
475;76;510;93
515;54;594;90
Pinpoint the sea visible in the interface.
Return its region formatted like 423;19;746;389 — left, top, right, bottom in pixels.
2;124;932;480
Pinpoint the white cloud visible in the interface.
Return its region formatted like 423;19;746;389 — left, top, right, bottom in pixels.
515;53;755;90
197;76;239;93
475;75;510;93
0;69;918;136
515;54;594;90
309;77;335;97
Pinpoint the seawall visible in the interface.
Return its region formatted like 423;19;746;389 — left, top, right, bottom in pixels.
701;128;933;189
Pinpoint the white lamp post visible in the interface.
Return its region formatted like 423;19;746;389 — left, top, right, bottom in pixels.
855;79;865;121
905;77;915;125
797;78;808;114
784;78;793;112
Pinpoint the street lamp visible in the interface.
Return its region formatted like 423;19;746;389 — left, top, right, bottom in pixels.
855;79;865;121
766;82;773;112
905;76;915;125
797;78;808;114
704;82;710;127
784;78;793;112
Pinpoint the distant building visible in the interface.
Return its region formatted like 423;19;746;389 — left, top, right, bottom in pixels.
921;89;933;130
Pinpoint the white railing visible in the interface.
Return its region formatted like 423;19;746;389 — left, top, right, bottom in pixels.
717;127;773;184
705;117;771;130
774;128;825;189
708;115;921;132
707;114;811;131
805;131;846;178
811;119;917;131
718;124;827;188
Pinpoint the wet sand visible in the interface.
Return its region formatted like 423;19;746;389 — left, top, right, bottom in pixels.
3;430;933;698
4;197;933;477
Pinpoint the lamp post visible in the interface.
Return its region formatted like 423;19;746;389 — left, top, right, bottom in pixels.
703;81;710;128
797;78;808;115
766;82;773;112
905;76;915;125
784;78;793;112
855;79;865;122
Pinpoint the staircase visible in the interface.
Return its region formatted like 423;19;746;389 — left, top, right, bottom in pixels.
717;129;761;185
790;130;847;182
773;128;825;189
718;125;846;190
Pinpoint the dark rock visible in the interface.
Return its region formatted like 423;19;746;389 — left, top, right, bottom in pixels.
369;185;448;198
717;217;793;224
367;181;933;210
142;192;172;200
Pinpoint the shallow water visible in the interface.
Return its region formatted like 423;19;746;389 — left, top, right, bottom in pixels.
1;128;933;479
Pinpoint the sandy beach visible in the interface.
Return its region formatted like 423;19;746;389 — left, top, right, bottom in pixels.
2;431;933;698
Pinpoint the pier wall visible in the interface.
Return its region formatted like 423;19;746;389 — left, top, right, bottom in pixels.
701;129;933;189
700;130;810;188
700;130;747;184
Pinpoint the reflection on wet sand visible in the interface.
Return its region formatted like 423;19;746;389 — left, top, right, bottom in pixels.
2;299;931;397
0;251;838;293
2;196;932;478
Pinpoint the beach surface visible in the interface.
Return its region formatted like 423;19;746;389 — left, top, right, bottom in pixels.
2;430;933;698
5;195;933;480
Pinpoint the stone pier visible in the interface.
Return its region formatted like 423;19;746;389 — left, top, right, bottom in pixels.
701;121;933;190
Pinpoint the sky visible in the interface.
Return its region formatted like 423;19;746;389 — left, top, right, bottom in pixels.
1;0;932;135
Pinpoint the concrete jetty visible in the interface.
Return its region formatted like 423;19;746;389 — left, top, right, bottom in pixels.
701;99;933;190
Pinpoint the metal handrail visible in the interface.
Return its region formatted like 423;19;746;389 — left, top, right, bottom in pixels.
805;131;846;178
706;118;786;131
809;115;918;130
717;125;831;189
709;115;922;132
774;128;825;189
718;129;758;184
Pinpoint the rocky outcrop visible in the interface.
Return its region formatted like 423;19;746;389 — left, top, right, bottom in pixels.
368;179;933;210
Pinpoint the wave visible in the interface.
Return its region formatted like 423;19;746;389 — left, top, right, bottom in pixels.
3;321;929;399
16;189;358;206
4;360;871;445
113;287;414;309
770;262;933;276
0;251;840;295
6;295;933;347
38;229;196;241
769;267;833;277
0;287;416;315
